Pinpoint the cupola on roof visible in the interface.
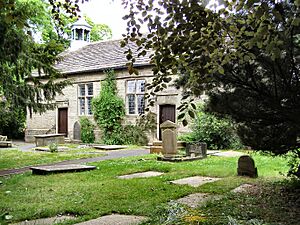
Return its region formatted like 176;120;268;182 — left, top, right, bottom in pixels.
71;17;92;29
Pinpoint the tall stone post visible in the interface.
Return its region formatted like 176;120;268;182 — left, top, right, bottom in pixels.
160;120;178;158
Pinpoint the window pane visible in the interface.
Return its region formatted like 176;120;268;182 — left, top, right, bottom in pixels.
87;83;93;96
127;94;135;114
137;95;145;114
137;80;145;93
87;97;93;115
79;97;85;115
127;80;136;93
79;84;85;96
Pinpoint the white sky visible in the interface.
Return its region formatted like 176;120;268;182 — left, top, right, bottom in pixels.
79;0;129;39
78;0;223;40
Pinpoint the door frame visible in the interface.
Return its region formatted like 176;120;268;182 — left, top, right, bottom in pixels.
57;107;68;136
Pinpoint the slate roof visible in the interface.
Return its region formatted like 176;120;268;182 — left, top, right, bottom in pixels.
55;39;152;75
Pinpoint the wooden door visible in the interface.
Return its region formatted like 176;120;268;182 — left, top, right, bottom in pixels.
159;104;176;140
58;108;68;136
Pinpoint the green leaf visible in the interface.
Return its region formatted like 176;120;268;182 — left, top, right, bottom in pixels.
188;110;195;118
182;119;188;127
178;113;185;120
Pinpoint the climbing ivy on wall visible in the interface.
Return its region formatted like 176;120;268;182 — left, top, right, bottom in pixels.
92;70;125;144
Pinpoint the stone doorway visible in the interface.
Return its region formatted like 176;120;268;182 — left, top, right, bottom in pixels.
159;104;175;140
58;108;68;136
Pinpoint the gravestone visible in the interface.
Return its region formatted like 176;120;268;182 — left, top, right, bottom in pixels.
73;121;81;140
160;120;178;158
186;142;207;158
237;155;258;178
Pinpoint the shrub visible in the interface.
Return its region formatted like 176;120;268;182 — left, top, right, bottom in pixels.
92;70;125;144
179;104;242;150
0;102;25;139
48;143;58;153
79;117;95;143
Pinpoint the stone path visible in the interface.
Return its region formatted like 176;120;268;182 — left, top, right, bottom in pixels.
176;193;222;208
170;176;221;187
118;171;164;179
74;214;147;225
11;215;75;225
0;148;150;177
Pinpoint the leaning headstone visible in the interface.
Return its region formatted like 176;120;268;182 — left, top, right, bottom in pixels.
73;121;81;140
237;155;258;178
160;120;178;158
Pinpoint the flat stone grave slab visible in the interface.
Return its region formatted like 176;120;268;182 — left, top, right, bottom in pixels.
231;183;260;195
118;171;164;179
30;164;96;175
35;146;69;152
210;150;245;157
11;215;75;225
94;145;128;150
157;155;204;162
75;214;148;225
176;193;223;208
171;176;221;187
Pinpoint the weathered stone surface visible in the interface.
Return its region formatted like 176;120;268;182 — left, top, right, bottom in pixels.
11;216;75;225
118;171;164;179
171;176;221;187
160;120;177;157
176;193;223;208
74;214;148;225
34;134;65;147
30;164;96;175
237;155;258;178
231;184;258;194
94;145;128;150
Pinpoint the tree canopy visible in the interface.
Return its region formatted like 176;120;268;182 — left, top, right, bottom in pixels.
0;0;74;115
122;0;300;154
85;16;112;41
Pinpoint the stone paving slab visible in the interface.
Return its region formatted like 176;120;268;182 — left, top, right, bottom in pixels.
30;164;96;175
171;176;221;187
176;193;223;208
210;150;245;157
118;171;164;179
11;215;74;225
75;214;148;225
94;145;128;150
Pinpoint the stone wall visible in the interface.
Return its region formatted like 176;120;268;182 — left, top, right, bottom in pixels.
25;66;197;143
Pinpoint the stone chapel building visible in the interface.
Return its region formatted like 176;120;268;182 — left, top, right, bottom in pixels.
25;18;188;143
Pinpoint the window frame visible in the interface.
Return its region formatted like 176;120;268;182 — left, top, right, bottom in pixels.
78;83;94;116
126;79;146;115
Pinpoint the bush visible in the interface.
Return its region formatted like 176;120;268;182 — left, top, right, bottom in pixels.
48;143;58;153
79;117;95;143
0;103;25;139
179;104;242;150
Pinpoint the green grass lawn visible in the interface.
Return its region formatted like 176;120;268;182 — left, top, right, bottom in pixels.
0;146;105;170
0;152;297;225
